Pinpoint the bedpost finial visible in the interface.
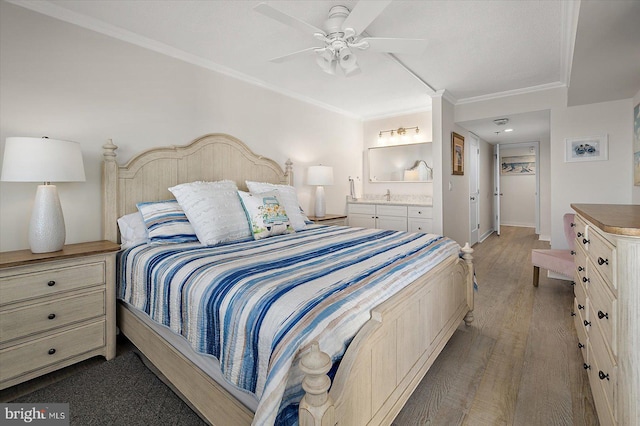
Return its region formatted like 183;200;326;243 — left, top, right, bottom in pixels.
299;341;335;426
461;242;474;262
103;139;118;162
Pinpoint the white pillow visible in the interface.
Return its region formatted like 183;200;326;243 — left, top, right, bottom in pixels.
246;181;307;231
117;211;149;249
169;180;251;245
238;191;294;240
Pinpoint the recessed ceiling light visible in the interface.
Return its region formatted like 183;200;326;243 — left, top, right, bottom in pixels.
504;128;514;132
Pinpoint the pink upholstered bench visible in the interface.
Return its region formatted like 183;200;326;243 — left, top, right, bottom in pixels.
531;213;576;287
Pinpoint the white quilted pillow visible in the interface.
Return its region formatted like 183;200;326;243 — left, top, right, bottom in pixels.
246;181;307;231
169;180;251;245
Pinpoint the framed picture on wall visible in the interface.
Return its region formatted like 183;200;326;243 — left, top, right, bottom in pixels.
452;132;464;175
564;134;608;162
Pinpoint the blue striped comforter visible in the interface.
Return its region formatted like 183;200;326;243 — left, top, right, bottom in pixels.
117;225;460;425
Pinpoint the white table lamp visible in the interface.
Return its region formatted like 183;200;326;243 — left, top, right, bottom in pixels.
1;137;86;253
307;165;333;218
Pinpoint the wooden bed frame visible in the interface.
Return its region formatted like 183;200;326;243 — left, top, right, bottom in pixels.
102;133;474;426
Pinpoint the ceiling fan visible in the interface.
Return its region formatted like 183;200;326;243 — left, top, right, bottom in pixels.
254;1;427;76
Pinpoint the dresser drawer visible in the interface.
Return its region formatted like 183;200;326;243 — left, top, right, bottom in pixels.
574;246;587;281
588;230;615;291
408;218;432;233
407;206;432;219
573;216;588;245
589;269;616;355
348;204;375;215
574;280;588;320
588;331;617;425
0;262;105;306
573;298;588;362
0;290;105;343
377;205;407;217
0;320;105;384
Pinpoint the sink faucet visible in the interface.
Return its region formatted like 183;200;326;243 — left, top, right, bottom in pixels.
385;189;391;202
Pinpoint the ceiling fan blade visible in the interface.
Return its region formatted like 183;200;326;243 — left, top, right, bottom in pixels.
269;47;322;63
341;0;392;36
254;3;326;37
360;37;427;54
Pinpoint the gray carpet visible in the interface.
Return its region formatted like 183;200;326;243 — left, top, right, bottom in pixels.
13;351;206;425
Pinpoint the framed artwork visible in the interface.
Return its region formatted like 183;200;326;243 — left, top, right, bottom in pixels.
564;135;608;162
452;132;464;175
634;103;640;186
501;155;536;175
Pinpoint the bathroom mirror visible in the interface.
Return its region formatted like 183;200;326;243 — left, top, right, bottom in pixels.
368;142;433;182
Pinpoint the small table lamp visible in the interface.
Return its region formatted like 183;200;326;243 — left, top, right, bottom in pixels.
1;137;86;253
307;165;334;218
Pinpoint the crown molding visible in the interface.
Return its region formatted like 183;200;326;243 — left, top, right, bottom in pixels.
7;0;361;120
560;0;581;88
362;104;433;122
455;81;567;105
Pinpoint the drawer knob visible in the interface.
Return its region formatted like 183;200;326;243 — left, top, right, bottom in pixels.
577;232;583;238
417;227;422;230
583;238;590;245
578;342;584;349
578;304;584;310
582;277;590;283
570;281;575;286
48;348;56;355
584;320;591;327
571;250;576;256
571;223;576;228
47;280;56;287
583;363;591;370
571;311;576;317
597;257;609;266
48;313;56;320
578;266;584;272
598;371;610;381
597;310;609;320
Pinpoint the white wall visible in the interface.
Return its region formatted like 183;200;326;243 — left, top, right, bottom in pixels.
478;136;494;240
455;87;636;250
0;3;362;251
362;111;433;197
499;145;537;227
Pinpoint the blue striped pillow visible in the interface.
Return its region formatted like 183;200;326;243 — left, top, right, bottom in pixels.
136;200;199;244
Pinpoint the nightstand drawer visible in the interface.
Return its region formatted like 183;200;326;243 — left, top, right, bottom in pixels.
0;290;105;343
0;262;105;305
0;320;105;383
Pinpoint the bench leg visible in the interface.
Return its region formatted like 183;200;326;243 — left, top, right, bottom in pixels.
533;266;540;287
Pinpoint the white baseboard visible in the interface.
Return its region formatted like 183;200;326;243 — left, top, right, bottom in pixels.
538;234;551;241
500;222;535;228
479;229;494;243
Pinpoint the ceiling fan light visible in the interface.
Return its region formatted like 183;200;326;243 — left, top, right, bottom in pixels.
316;50;337;75
338;46;357;68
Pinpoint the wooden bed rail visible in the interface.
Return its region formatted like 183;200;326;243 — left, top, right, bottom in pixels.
299;244;475;426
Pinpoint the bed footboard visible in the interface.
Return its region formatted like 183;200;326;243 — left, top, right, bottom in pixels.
300;244;474;426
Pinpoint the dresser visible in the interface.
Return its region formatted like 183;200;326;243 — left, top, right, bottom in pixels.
0;241;120;389
347;202;433;233
571;204;640;426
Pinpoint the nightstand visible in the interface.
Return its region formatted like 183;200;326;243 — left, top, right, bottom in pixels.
0;240;120;390
307;214;348;226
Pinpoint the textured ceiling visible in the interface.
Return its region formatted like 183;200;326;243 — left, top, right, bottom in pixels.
8;0;639;143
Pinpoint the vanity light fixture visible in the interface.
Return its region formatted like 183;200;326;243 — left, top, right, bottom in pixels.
378;126;420;144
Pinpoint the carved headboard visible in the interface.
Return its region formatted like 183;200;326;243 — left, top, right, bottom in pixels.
102;133;292;243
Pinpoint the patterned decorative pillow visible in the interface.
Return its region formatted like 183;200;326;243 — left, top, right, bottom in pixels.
117;211;150;248
136;200;198;244
169;180;251;245
246;181;307;231
238;191;294;240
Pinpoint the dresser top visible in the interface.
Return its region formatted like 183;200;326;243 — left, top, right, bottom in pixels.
0;240;120;269
571;204;640;237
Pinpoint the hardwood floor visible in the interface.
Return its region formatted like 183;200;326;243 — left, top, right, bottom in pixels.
393;226;599;426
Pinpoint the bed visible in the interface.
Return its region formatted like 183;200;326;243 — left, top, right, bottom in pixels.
102;133;475;426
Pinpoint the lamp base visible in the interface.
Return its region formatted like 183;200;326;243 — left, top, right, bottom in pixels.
314;186;326;218
29;185;66;253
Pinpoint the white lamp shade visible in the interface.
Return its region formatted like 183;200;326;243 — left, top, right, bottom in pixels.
1;137;85;182
307;165;334;186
